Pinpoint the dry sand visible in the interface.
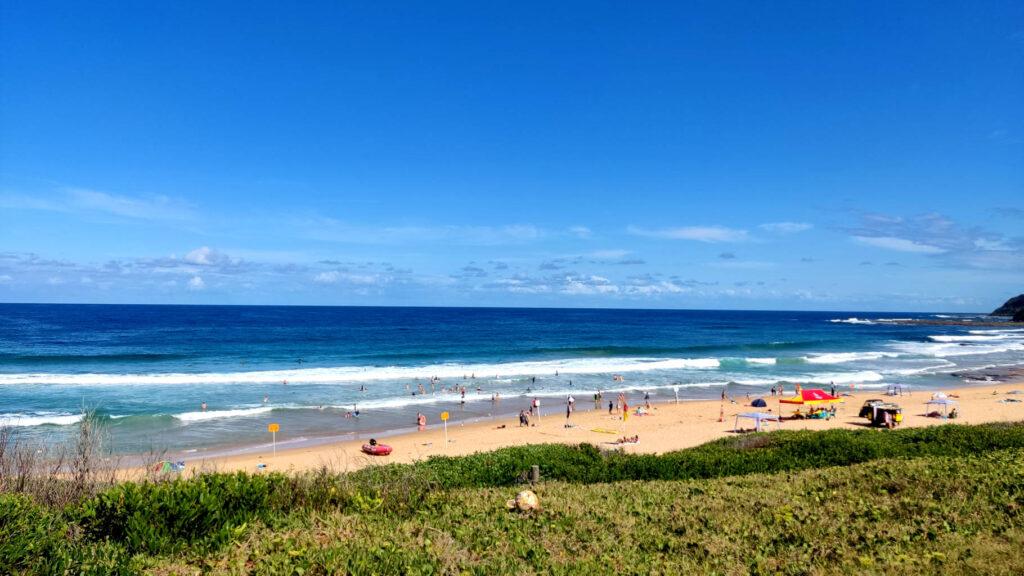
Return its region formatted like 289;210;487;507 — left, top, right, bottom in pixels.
171;382;1024;477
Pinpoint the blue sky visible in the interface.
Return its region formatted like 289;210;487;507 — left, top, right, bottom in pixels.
1;2;1021;311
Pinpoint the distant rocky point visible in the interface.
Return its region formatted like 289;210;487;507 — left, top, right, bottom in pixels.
991;294;1024;322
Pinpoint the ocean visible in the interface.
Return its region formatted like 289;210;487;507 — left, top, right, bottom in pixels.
1;304;1022;457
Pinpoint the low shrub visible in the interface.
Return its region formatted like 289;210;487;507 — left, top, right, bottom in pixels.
18;421;1024;566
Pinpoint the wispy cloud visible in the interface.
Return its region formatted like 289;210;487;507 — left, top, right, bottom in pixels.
66;188;194;220
854;236;947;254
844;211;1024;269
590;249;630;259
759;221;812;234
304;219;543;246
570;226;593;239
628;225;748;243
1;187;195;221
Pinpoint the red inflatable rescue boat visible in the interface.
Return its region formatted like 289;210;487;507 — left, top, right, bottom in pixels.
361;443;392;456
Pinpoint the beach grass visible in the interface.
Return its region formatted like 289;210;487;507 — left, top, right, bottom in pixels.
3;421;1024;574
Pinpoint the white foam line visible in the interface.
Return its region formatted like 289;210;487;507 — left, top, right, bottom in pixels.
174;406;273;423
0;356;725;386
0;413;84;427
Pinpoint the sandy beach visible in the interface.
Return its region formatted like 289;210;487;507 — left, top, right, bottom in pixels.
174;382;1024;477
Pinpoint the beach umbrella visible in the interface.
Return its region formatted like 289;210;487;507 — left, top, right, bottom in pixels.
751;398;768;408
779;389;842;405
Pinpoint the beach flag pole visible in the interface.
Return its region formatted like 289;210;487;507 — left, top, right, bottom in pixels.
441;412;450;447
268;423;279;456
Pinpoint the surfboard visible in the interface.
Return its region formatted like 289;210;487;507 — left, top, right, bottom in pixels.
590;428;618;434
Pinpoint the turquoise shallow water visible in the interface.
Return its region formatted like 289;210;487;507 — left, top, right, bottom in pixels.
1;304;1021;455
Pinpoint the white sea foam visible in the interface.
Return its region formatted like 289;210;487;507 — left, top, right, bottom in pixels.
0;356;726;387
828;318;876;325
720;370;884;386
890;340;1024;358
929;333;1024;343
0;413;84;427
805;351;897;364
175;407;273;423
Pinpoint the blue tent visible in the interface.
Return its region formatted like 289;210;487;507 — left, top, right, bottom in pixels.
751;398;767;408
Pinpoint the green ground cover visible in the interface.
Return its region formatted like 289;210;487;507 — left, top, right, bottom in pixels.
2;423;1023;575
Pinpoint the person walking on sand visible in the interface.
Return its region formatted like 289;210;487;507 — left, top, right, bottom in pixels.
532;397;539;416
608;400;613;414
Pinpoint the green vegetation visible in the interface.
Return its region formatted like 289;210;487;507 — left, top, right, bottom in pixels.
3;423;1024;574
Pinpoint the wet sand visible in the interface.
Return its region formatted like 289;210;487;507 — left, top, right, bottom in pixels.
169;382;1024;476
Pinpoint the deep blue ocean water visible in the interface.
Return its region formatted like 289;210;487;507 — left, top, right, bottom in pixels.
2;304;1022;455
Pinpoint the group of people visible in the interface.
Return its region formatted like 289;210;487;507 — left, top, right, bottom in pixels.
790;406;836;420
518;409;533;427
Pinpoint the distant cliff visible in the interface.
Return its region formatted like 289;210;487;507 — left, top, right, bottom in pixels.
991;294;1024;321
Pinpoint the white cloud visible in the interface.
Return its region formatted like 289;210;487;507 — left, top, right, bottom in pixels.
570;226;593;239
628;225;748;243
314;270;382;285
0;275;12;283
854;236;947;254
759;222;812;234
185;247;216;265
187;276;205;290
561;274;619;295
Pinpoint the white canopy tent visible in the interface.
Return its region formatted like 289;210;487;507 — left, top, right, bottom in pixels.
734;412;782;433
926;398;959;418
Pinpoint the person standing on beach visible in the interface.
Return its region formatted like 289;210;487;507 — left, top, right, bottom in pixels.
608;400;613;414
